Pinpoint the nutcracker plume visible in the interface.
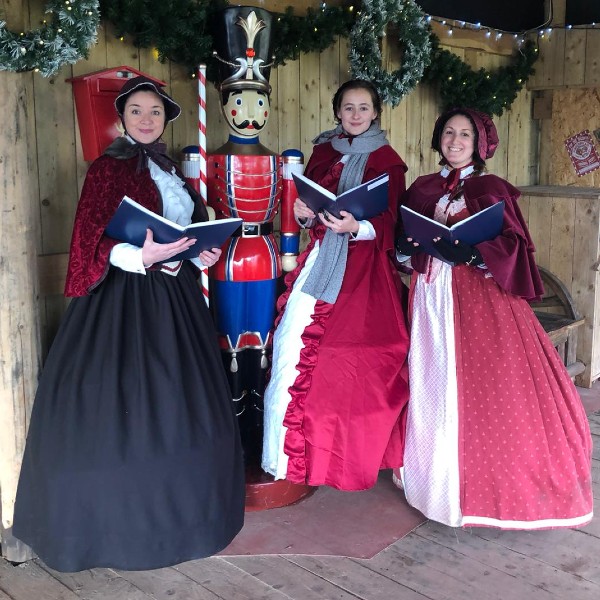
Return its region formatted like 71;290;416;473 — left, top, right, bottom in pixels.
212;6;274;96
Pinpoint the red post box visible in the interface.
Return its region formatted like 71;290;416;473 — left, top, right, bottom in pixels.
67;67;167;162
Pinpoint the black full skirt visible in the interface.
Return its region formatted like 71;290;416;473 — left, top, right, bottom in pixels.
13;264;245;572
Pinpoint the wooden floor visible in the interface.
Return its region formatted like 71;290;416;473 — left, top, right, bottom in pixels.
1;411;599;600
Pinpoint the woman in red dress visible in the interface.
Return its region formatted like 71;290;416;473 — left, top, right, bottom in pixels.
395;107;593;529
262;80;410;491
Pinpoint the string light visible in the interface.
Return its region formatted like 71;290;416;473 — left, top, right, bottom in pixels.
425;11;600;44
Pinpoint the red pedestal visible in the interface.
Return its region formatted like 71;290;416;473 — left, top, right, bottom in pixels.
244;464;315;512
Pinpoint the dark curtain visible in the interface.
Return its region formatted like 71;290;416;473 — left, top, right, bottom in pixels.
415;1;548;32
565;0;600;25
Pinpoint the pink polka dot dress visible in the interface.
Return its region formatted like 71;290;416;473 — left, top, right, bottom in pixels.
399;168;593;529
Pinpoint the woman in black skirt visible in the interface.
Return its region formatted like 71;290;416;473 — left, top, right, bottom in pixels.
13;76;245;572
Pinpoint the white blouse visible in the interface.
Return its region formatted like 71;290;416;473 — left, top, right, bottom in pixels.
109;155;205;275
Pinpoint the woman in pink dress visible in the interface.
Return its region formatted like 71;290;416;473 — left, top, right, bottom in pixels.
262;80;410;491
395;107;593;529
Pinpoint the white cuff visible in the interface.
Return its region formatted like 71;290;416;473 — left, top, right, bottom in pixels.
109;243;147;274
190;256;207;269
296;215;315;229
395;251;412;263
350;220;376;241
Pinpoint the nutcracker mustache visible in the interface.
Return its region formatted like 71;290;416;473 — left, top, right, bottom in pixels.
234;119;266;130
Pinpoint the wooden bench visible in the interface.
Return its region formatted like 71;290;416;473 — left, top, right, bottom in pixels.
531;266;585;379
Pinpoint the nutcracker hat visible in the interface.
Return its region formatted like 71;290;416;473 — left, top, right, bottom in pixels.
212;6;274;95
432;107;499;160
115;76;181;123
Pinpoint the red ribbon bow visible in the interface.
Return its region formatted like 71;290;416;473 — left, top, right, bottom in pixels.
443;168;461;194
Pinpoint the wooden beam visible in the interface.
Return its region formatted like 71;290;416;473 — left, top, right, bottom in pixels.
37;253;69;297
0;61;39;565
550;0;566;27
430;21;518;57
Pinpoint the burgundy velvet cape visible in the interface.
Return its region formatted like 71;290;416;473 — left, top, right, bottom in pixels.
65;152;206;297
402;172;544;302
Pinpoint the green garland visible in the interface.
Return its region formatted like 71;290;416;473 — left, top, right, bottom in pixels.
99;0;354;77
100;0;227;78
98;0;537;115
270;4;355;65
423;35;538;116
0;0;100;76
349;0;431;107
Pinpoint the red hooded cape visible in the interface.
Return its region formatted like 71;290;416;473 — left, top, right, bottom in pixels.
402;172;544;302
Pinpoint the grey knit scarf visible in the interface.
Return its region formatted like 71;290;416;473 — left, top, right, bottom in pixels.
302;122;389;303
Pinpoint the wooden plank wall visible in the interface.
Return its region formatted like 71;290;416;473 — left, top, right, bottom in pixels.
0;0;40;562
535;88;600;187
528;26;600;188
527;27;600;89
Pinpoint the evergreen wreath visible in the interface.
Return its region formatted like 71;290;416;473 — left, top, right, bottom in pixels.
348;0;431;107
0;0;100;77
423;35;538;117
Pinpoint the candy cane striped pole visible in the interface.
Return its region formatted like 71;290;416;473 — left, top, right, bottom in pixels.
198;64;208;206
198;64;210;306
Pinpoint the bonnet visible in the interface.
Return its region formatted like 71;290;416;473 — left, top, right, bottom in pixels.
431;107;499;160
114;76;181;123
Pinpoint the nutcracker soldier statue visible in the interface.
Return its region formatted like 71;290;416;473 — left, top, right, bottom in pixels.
208;6;309;507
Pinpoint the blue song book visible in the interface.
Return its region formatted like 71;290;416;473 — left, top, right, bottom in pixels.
105;196;242;262
292;172;389;220
400;201;505;264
